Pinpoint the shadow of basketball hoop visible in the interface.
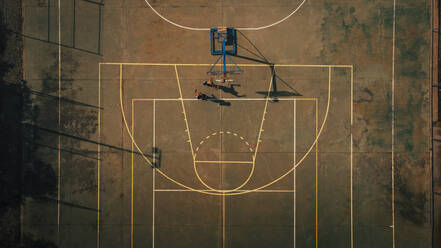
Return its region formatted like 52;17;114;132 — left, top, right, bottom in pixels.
232;31;303;100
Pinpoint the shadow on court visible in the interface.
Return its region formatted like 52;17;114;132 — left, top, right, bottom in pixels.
206;94;232;106
233;31;303;99
256;69;303;102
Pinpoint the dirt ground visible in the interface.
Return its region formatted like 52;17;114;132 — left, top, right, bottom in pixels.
1;0;436;247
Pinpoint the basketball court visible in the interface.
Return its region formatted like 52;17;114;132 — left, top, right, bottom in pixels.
19;0;433;247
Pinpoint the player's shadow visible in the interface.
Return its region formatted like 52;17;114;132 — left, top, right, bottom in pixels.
203;82;245;98
219;84;246;97
207;94;231;106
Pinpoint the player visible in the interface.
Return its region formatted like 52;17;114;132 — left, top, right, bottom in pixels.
194;89;208;100
203;77;218;89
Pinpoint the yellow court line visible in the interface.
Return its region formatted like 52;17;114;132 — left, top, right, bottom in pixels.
97;64;101;248
174;65;196;158
154;189;296;193
350;133;353;248
102;61;354;247
350;65;354;248
351;67;354;125
131;100;134;248
121;73;330;195
131;99;157;248
115;63;335;196
131;98;309;190
119;65;153;166
315;97;319;248
276;64;351;68
131;98;318;101
120;68;328;195
174;66;251;192
293;99;297;248
391;1;396;248
222;194;226;248
153;100;156;166
57;0;62;244
152;168;156;248
253;70;275;161
132;97;318;181
180;69;273;192
100;62;352;68
291;98;319;101
152;100;156;248
195;161;254;164
174;66;215;192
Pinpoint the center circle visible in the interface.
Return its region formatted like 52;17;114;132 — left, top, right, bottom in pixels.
193;131;255;191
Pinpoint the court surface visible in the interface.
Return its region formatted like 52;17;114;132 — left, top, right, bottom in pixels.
20;0;432;248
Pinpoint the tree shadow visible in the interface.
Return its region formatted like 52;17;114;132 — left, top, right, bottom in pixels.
3;0;104;56
20;234;58;248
